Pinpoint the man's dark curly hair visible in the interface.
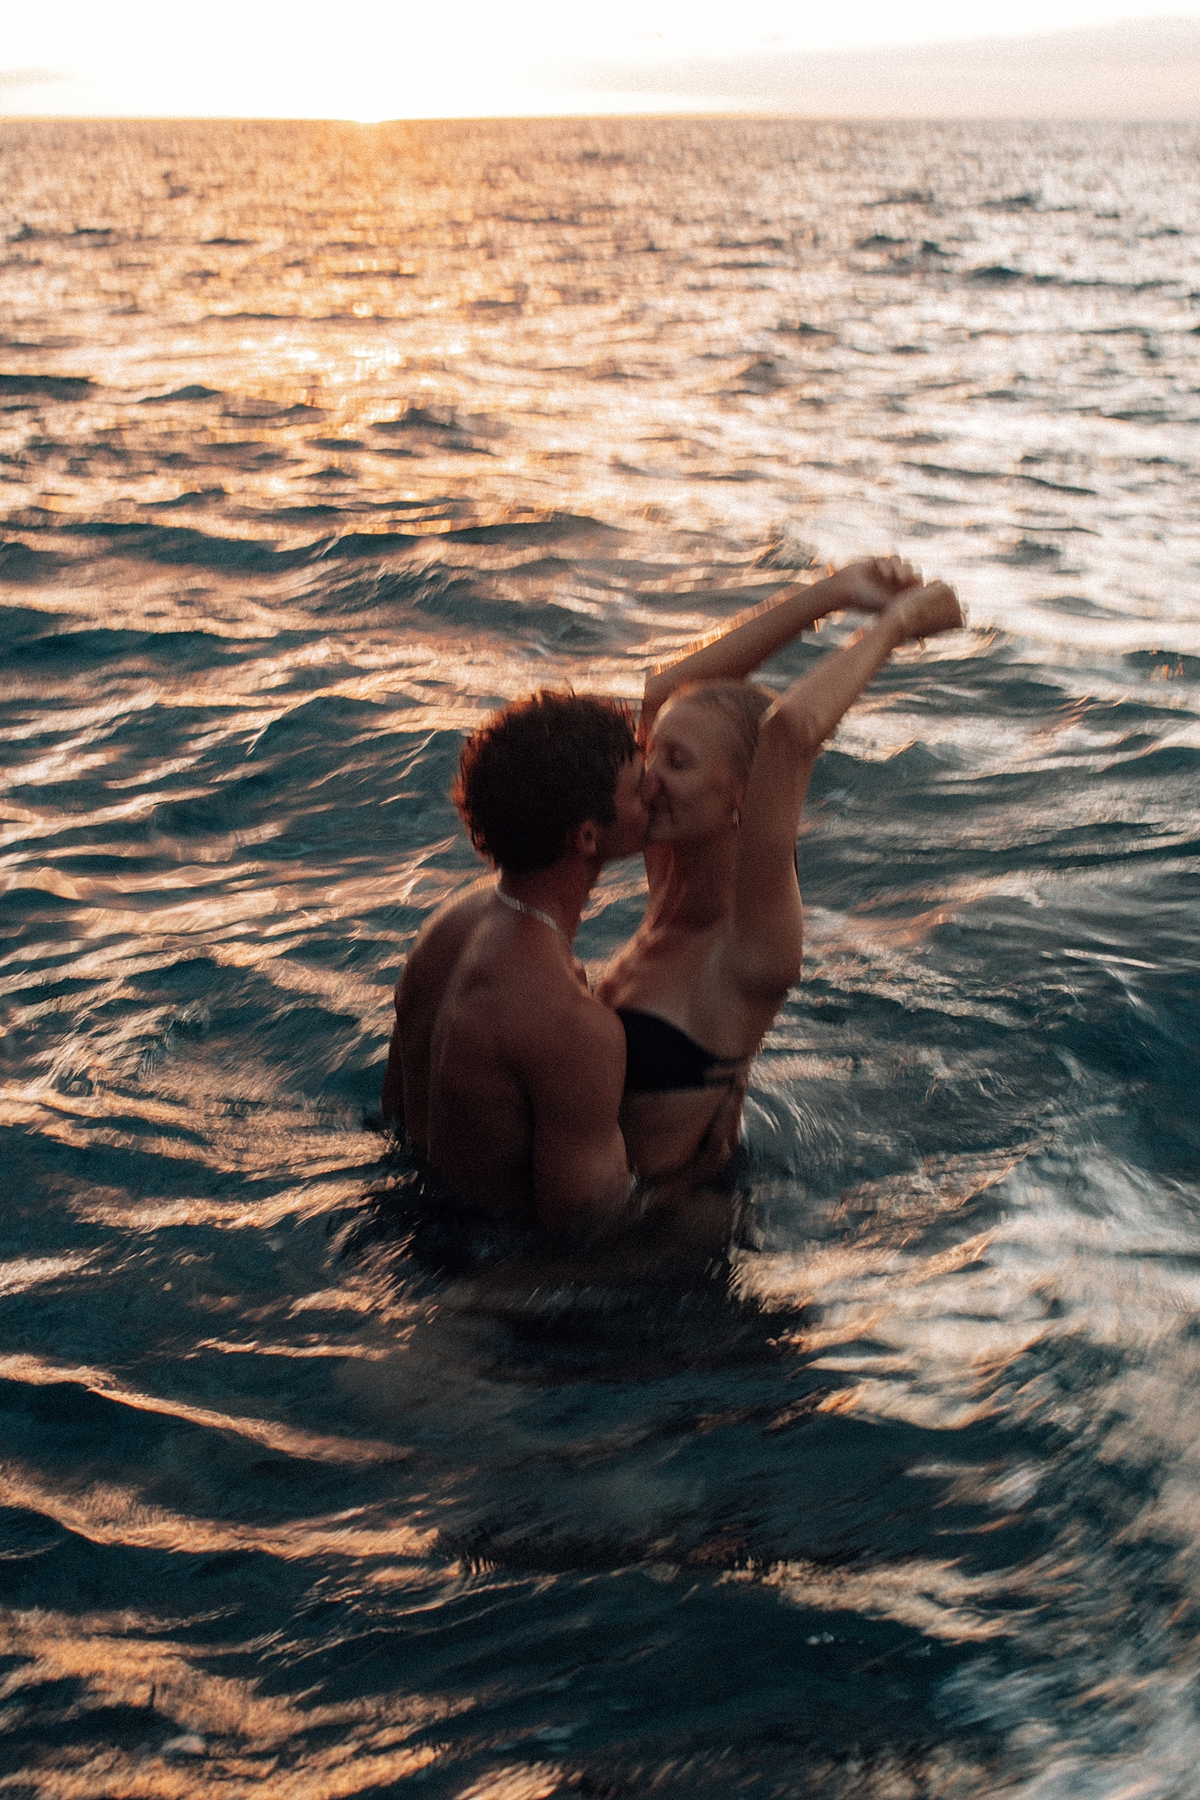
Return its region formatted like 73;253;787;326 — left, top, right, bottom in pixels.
453;690;637;874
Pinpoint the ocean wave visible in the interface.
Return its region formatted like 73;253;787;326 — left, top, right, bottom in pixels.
0;372;95;400
2;114;1199;1800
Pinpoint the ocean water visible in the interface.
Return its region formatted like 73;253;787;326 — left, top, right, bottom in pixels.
1;115;1199;1799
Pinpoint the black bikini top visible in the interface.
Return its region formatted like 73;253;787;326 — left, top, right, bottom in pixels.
616;1007;752;1095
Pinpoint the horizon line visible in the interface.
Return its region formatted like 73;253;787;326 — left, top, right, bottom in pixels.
3;109;1199;123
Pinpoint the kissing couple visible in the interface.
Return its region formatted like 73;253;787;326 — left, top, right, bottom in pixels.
382;558;963;1235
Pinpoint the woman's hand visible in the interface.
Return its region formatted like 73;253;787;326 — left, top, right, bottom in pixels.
884;579;964;643
833;555;923;614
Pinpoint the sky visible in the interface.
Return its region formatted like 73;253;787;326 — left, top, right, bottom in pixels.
2;0;1199;118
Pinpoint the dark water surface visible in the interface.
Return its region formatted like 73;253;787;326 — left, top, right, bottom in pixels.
2;117;1199;1798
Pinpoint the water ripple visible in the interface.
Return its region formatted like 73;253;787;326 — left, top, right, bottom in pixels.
1;115;1198;1799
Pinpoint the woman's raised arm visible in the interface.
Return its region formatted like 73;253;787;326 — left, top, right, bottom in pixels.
726;580;964;999
641;556;921;735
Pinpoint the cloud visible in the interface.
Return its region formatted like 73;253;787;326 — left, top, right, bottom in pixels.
0;68;65;90
1;8;1197;118
528;15;1200;117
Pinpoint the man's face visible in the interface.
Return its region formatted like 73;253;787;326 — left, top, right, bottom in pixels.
596;754;649;861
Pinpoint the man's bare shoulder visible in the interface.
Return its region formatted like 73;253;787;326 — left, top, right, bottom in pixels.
397;879;494;1006
440;923;622;1060
504;951;626;1070
414;877;495;948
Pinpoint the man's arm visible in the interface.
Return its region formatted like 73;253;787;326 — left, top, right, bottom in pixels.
526;995;632;1236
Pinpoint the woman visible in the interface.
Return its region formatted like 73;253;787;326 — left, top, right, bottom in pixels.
597;558;964;1184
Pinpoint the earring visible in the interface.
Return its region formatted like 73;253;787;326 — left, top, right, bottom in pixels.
732;807;740;829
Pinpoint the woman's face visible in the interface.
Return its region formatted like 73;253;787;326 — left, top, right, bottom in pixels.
642;699;742;844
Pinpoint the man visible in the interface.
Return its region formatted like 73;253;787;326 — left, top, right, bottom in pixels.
380;690;648;1234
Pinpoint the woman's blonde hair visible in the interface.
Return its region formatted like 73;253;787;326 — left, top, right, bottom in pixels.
665;680;775;784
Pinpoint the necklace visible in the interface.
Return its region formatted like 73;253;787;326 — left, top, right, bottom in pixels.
495;886;572;947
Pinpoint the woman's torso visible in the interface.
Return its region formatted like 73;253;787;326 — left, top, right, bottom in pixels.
597;916;761;1182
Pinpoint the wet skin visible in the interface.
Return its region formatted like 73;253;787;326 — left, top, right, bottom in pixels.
383;755;650;1233
599;704;763;1182
600;579;965;1183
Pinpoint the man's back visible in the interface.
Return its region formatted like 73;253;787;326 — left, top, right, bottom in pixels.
384;882;630;1232
381;881;493;1150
